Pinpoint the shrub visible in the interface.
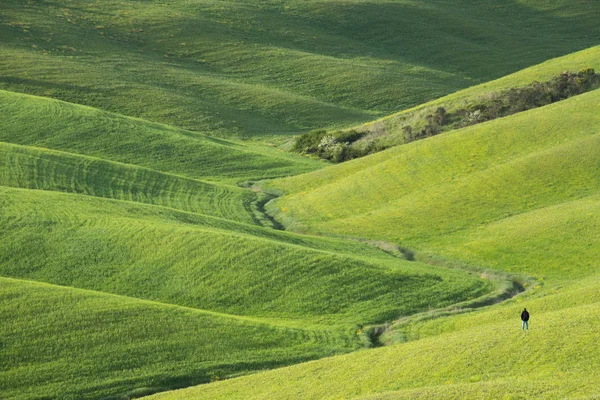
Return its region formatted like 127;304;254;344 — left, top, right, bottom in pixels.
292;129;365;156
434;107;447;125
293;69;599;162
335;129;365;144
292;129;328;153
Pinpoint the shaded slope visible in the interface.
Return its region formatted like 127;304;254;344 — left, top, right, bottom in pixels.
0;90;321;182
0;277;354;400
2;0;599;137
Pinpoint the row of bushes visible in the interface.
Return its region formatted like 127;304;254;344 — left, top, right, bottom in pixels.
292;68;599;162
404;67;600;143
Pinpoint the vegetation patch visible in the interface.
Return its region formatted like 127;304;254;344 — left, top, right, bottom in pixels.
293;68;600;161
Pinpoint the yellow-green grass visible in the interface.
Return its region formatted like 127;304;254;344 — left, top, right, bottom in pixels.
0;186;490;325
0;90;322;182
272;89;600;245
353;45;600;147
393;274;600;345
0;141;256;223
3;3;600;397
164;73;600;399
0;277;357;400
144;277;600;400
2;0;600;138
0;183;493;398
271;89;600;287
423;195;600;283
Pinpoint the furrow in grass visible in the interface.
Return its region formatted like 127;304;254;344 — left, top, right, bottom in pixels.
0;89;322;181
0;141;256;223
0;185;491;325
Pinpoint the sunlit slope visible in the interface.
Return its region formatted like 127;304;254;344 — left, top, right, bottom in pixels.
2;0;600;137
162;80;600;399
354;45;600;140
145;278;600;400
424;195;600;282
0;277;356;400
0;186;489;325
0;90;321;181
0;141;255;223
272;89;600;254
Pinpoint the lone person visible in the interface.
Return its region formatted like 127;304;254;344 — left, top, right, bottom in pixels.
521;308;530;330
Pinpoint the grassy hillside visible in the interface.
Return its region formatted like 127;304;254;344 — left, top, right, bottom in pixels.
350;45;600;149
145;280;600;399
272;87;600;284
0;141;257;223
145;68;600;400
0;277;357;400
0;88;493;397
2;0;600;138
0;90;321;182
272;89;600;244
0;186;489;325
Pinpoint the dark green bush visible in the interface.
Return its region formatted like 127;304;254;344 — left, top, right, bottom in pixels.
292;129;365;159
292;129;328;154
294;68;599;162
335;129;365;144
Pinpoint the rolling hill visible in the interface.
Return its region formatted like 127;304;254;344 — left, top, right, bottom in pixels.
2;0;600;138
2;1;600;399
1;276;355;400
144;54;600;399
0;89;491;399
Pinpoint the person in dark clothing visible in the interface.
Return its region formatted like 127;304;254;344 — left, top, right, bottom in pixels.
521;308;530;330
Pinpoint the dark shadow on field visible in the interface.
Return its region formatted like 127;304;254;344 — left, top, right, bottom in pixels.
117;0;600;113
134;0;600;80
276;0;600;79
101;356;324;400
0;76;103;95
5;0;597;137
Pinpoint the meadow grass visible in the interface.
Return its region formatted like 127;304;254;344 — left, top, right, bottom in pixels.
0;141;256;223
0;90;322;182
271;89;600;287
1;0;599;138
145;279;600;399
0;277;358;400
272;89;600;245
0;186;489;325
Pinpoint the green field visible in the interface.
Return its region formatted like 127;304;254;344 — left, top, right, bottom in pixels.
0;277;360;400
271;89;600;282
151;74;600;398
350;45;600;150
147;281;600;399
2;1;600;399
2;0;600;138
0;90;321;181
0;91;491;398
